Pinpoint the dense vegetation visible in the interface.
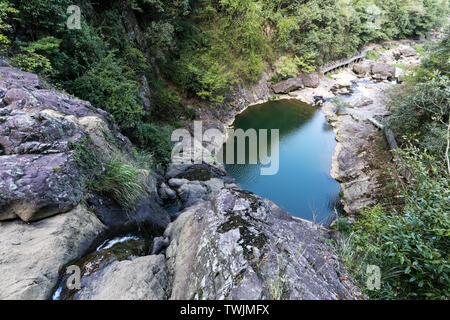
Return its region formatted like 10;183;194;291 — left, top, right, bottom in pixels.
333;32;449;299
0;0;448;162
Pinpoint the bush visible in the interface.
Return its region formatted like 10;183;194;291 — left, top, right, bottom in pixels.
0;0;17;53
335;147;450;300
135;123;174;164
69;53;144;132
90;157;148;209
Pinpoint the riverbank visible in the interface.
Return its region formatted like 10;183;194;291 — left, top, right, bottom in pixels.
210;39;425;222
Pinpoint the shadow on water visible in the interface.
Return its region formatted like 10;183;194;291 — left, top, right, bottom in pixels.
223;99;341;225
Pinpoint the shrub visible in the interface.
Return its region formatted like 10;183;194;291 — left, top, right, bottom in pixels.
0;0;17;53
335;148;450;299
90;157;148;209
69;53;144;132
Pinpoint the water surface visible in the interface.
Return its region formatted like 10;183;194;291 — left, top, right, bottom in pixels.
224;99;340;224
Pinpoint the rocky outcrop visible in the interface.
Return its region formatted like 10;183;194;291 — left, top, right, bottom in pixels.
74;255;168;300
0;66;131;222
272;77;304;94
0;205;105;300
165;188;362;300
0;65;170;300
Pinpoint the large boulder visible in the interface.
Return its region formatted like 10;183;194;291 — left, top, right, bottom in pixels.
271;77;304;94
0;153;84;221
352;63;371;77
371;63;395;80
165;188;363;300
301;72;320;88
0;205;105;300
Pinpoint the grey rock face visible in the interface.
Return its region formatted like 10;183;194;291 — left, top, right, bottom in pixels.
0;66;130;222
74;255;168;300
271;77;304;94
301;72;320;88
0;205;105;300
371;63;395;80
0;153;84;221
165;189;363;300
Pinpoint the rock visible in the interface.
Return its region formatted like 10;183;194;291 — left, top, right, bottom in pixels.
400;47;417;57
0;153;84;221
331;84;353;96
168;178;189;189
371;63;395;80
271;77;304;94
165;188;363;300
352;63;371;77
74;255;168;300
349;96;374;108
159;183;177;200
0;65;168;226
151;236;169;255
301;72;320;88
0;205;105;300
395;67;406;80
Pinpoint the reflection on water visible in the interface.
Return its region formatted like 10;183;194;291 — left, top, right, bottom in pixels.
224;99;341;224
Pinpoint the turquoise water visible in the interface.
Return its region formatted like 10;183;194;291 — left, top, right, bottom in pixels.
223;99;341;224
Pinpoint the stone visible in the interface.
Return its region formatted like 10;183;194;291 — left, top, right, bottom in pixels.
151;236;169;255
165;189;363;300
159;182;177;200
0;205;105;300
349;96;374;108
352;63;371;77
400;47;417;57
0;153;84;221
74;255;168;300
371;63;395;80
271;77;304;94
301;72;320;88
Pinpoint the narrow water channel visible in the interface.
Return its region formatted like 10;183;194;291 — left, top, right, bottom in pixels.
224;99;341;224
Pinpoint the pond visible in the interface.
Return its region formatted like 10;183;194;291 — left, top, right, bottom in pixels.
223;99;341;224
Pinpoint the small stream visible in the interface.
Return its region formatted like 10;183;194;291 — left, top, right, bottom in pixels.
224;99;341;225
52;232;152;300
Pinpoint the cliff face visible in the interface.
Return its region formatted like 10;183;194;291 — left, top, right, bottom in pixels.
0;64;169;299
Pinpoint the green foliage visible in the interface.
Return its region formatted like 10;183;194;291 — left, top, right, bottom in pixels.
135;122;175;164
68;137;102;178
90;157;148;209
69;53;144;132
365;50;380;61
10;36;61;75
0;0;18;53
333;217;352;235
275;55;299;80
10;52;53;75
389;73;449;164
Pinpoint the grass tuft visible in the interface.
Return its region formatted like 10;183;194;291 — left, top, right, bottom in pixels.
90;157;148;208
